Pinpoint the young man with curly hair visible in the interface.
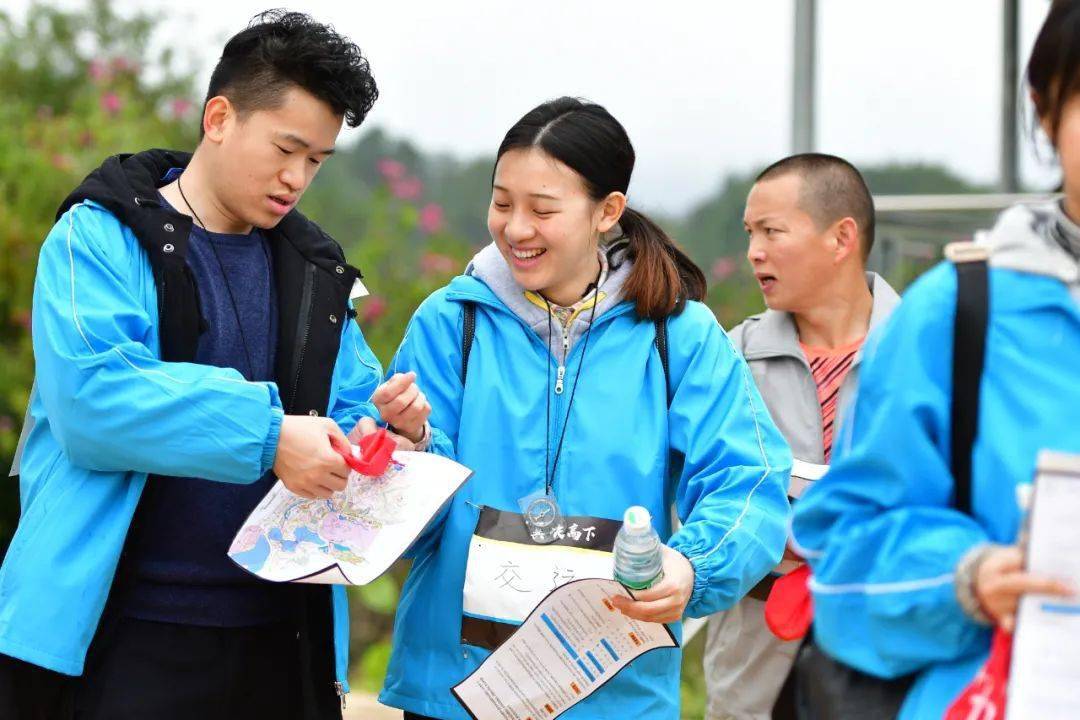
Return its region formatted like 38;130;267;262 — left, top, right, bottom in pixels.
0;11;446;720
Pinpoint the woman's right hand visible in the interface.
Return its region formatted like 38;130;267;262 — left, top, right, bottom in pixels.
973;545;1074;632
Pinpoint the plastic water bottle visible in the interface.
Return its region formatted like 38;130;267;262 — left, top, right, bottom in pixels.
613;506;664;590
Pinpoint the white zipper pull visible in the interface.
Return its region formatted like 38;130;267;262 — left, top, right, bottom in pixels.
555;366;566;395
334;681;347;709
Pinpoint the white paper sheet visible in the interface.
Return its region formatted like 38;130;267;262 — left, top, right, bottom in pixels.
1007;451;1080;720
463;534;615;625
452;578;678;719
227;450;471;585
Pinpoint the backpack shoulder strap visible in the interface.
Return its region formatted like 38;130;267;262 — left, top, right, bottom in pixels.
945;241;990;516
461;301;476;384
654;317;671;404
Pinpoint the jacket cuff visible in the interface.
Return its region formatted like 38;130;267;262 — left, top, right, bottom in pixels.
954;542;997;626
413;422;432;452
668;540;707;612
260;406;285;475
685;553;708;614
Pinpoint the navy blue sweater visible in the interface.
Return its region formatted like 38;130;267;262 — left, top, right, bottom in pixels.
120;185;292;626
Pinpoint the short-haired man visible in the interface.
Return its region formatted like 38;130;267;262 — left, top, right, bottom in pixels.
703;153;900;720
0;11;445;719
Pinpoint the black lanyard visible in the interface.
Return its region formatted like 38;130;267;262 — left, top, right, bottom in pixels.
542;264;602;496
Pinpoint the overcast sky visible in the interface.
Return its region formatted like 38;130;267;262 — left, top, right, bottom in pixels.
10;0;1060;214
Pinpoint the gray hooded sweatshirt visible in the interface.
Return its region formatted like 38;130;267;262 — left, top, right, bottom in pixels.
465;238;635;364
980;198;1080;298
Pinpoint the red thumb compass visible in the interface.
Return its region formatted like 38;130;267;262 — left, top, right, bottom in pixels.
331;427;396;477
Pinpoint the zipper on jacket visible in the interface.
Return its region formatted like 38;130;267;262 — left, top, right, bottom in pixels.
289;264;317;410
334;681;346;709
554;323;570;395
549;356;566;495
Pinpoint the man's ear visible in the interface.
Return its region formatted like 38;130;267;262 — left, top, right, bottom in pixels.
597;191;628;233
832;216;862;264
202;96;234;144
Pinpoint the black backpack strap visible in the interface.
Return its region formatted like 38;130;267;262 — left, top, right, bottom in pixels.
945;242;990;516
461;301;476;384
654;318;671;404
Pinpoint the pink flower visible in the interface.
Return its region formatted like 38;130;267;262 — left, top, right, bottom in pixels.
100;92;122;115
170;98;194;118
49;154;74;171
36;105;53;119
88;59;109;82
361;295;388;325
390;176;423;201
418;203;444;235
0;416;12;434
420;252;457;277
111;56;137;74
711;256;737;281
12;309;30;329
376;158;406;181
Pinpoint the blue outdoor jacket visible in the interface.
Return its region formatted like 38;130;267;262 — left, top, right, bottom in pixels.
379;259;792;719
0;198;401;692
792;202;1080;718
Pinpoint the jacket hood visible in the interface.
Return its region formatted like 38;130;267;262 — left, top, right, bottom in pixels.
977;200;1080;286
463;236;635;354
58;148;191;223
58;149;352;271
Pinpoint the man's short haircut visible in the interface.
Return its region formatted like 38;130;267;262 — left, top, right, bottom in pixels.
755;153;876;260
203;10;378;133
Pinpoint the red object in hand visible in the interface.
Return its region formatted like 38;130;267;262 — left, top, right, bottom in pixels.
764;564;813;641
944;628;1012;720
330;427;396;477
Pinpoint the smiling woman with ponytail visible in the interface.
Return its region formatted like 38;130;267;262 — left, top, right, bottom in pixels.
377;96;791;720
491;96;706;320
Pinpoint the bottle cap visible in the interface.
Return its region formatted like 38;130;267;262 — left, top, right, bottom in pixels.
623;506;652;532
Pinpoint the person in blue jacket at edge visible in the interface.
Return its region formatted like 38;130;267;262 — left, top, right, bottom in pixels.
791;4;1080;718
377;96;792;720
0;11;450;720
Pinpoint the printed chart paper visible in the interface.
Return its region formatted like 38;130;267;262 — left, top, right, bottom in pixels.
1007;451;1080;720
228;450;471;584
453;578;678;719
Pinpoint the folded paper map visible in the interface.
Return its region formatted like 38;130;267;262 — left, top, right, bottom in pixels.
229;450;471;584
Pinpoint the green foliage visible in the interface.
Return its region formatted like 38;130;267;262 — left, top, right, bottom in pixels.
357;636;394;694
357;572;400;614
0;0;198;552
680;629;708;719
